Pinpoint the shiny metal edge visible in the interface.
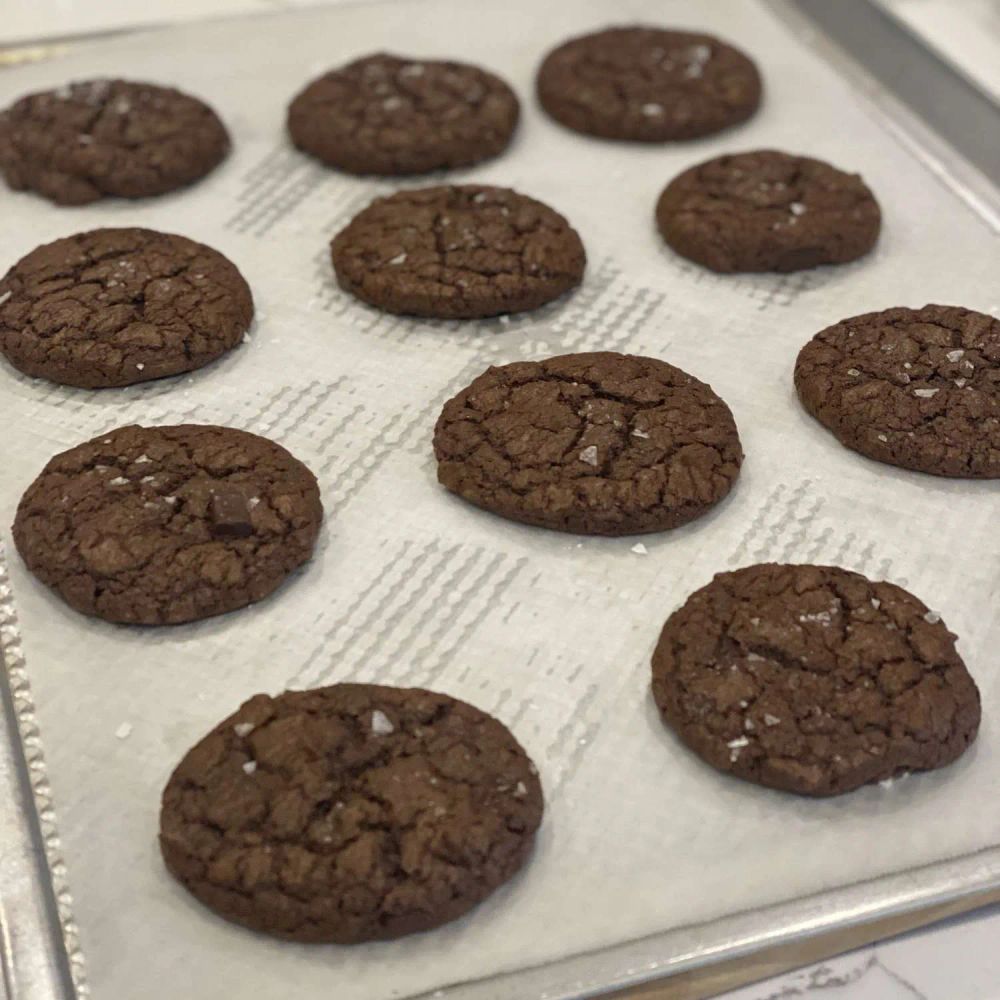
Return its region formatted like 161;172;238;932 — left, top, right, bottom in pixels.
0;545;84;1000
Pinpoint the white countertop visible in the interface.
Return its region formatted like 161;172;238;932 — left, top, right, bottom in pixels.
1;1;998;998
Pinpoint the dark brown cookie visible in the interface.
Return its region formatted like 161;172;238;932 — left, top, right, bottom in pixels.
0;79;229;206
330;184;585;319
159;683;543;942
12;425;322;625
651;563;981;797
536;26;761;142
795;304;1000;478
656;150;881;273
433;351;742;535
288;53;519;175
0;228;253;389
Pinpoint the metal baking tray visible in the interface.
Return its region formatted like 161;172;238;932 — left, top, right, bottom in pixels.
1;1;998;998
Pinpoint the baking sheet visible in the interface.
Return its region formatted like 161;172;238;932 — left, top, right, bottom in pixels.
0;1;998;998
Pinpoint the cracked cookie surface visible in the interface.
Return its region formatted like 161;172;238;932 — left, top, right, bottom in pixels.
159;683;543;942
536;25;761;141
0;79;229;205
656;150;881;273
651;563;980;796
795;304;1000;478
13;424;322;625
0;228;253;388
288;53;519;175
433;352;742;535
330;185;585;319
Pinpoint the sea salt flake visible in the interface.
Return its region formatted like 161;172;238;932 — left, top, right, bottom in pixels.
799;610;832;624
727;736;749;749
877;433;888;442
871;598;881;609
108;476;129;486
579;445;599;466
140;475;155;483
946;349;965;362
135;363;145;371
690;44;712;62
630;542;648;555
641;102;664;116
400;63;425;77
248;497;261;508
683;63;703;78
632;428;650;439
513;781;527;798
242;760;257;775
847;368;861;377
371;709;394;735
163;495;177;505
0;291;11;306
955;378;967;388
388;252;407;265
789;202;806;216
903;362;913;369
962;359;975;371
233;722;255;737
134;454;151;464
764;714;781;727
473;192;488;203
924;610;941;624
750;616;761;626
115;722;132;740
383;96;403;110
913;388;939;398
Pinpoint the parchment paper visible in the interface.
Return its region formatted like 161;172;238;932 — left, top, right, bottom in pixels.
1;1;998;998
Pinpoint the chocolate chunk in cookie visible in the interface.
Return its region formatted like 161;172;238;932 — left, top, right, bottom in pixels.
0;79;229;206
536;26;761;142
12;425;322;625
288;53;519;175
160;683;543;942
795;304;1000;478
656;150;881;273
0;228;253;389
434;351;742;535
651;563;981;796
330;184;585;319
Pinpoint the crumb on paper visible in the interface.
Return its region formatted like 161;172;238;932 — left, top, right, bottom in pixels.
115;722;132;740
371;709;394;735
630;542;648;555
233;722;254;738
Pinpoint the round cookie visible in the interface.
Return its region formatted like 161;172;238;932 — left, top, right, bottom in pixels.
0;228;253;389
433;351;742;535
656;150;881;273
795;304;1000;478
330;184;586;319
12;424;322;625
288;53;519;175
536;26;761;142
159;683;543;942
0;79;229;206
651;563;981;797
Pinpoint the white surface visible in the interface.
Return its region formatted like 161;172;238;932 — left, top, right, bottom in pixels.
1;2;1000;1000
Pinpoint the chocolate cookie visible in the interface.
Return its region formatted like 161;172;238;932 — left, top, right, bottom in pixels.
12;425;322;625
651;563;981;796
656;150;881;273
433;351;742;535
0;79;229;206
159;683;543;942
330;184;585;319
288;53;519;175
0;228;253;389
536;26;761;142
795;304;1000;478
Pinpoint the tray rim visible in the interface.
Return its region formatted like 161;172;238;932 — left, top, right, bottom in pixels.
0;2;997;999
